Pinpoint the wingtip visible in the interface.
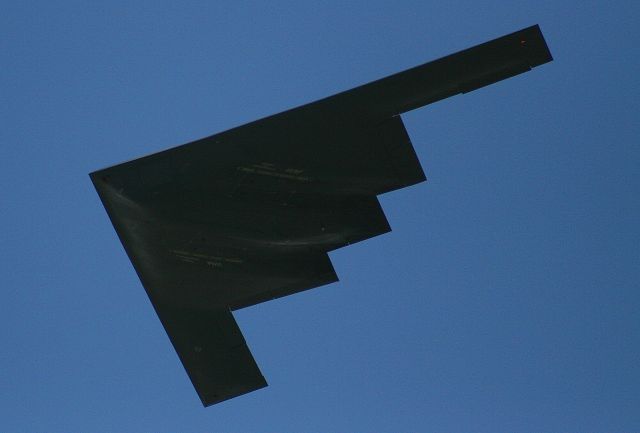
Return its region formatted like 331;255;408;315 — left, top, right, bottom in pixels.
522;24;553;67
200;379;269;407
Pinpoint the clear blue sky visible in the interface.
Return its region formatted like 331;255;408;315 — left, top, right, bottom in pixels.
2;1;639;432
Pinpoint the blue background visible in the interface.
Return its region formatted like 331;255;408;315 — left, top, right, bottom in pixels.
2;2;639;432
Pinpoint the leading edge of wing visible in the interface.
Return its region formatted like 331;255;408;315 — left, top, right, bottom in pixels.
225;24;552;122
185;24;552;134
90;174;268;406
89;25;552;173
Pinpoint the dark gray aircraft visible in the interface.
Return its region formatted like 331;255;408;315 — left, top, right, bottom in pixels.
91;25;552;406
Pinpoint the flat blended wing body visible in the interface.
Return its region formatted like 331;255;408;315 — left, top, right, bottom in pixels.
90;25;552;406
